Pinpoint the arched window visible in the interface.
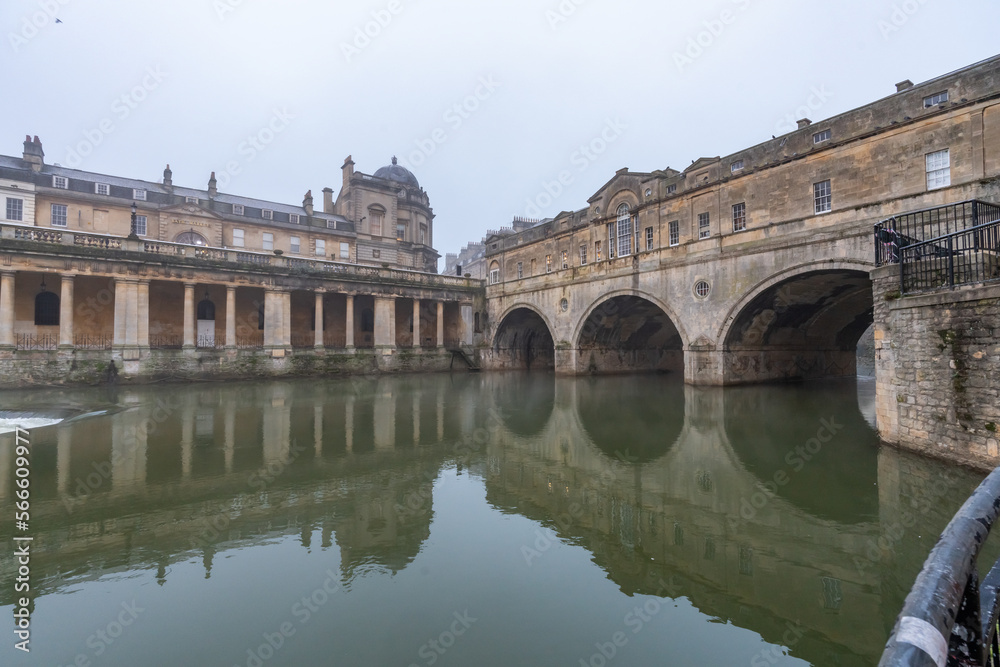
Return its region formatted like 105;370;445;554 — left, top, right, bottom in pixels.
616;203;632;257
175;231;208;246
361;308;374;332
34;290;60;326
488;261;500;285
197;299;215;320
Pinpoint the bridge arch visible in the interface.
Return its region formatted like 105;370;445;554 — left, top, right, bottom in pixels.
573;290;687;375
490;303;556;370
719;261;874;384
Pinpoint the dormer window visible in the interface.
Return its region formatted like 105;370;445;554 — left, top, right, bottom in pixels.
289;213;300;224
185;196;199;204
813;129;832;144
666;184;677;194
730;160;744;173
923;91;949;108
262;209;273;220
232;204;244;215
133;188;147;201
95;183;110;195
53;175;68;189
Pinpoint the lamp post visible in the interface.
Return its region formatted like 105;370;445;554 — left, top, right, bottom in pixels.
128;202;139;239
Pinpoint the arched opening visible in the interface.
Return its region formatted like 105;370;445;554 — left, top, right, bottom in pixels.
197;297;216;347
577;295;683;374
197;299;215;321
492;307;555;370
34;290;60;326
723;269;874;384
174;231;208;246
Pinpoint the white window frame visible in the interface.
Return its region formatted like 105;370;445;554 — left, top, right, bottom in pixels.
134;214;147;236
289;236;300;254
813;129;831;144
698;212;711;239
545;254;552;273
133;188;147;201
315;239;326;257
185;196;199;204
732;202;747;232
595;240;602;261
340;242;350;260
813;180;832;214
923;91;949;108
6;197;23;222
262;232;274;251
579;244;587;265
419;224;427;245
645;226;654;251
396;223;406;242
289;213;300;224
94;183;110;196
730;159;744;173
51;203;68;227
926;149;951;190
668;220;679;247
52;175;68;189
262;209;273;220
489;268;500;285
607;223;616;259
232;228;245;247
233;204;244;215
561;250;568;269
616;204;633;257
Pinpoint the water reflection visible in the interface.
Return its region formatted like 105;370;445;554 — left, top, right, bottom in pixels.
0;374;986;666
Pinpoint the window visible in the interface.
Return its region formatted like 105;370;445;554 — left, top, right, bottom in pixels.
6;198;23;221
233;204;244;215
419;224;427;245
34;291;59;326
694;280;711;298
262;233;273;251
370;209;384;236
517;261;523;279
530;258;536;275
645;188;652;197
340;242;350;259
923;91;949;108
545;254;552;273
732;202;747;232
52;175;68;189
175;231;207;246
813;129;831;144
232;228;245;247
290;236;300;253
616;204;633;257
134;214;147;236
595;240;602;261
185;196;199;204
489;262;500;285
814;180;832;214
730;159;744;173
51;203;68;227
579;244;587;265
698;212;711;239
396;223;406;241
133;188;147;201
926;149;951;190
95;183;110;195
561;250;568;269
645;226;654;251
668;220;679;247
666;184;677;194
289;213;300;224
607;223;616;259
315;239;326;256
262;209;273;220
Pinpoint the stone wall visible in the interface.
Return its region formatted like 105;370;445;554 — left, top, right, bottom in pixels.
873;266;1000;469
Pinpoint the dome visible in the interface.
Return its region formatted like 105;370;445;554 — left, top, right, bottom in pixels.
373;157;419;188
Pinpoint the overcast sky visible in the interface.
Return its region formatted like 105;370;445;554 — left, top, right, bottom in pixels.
5;0;1000;268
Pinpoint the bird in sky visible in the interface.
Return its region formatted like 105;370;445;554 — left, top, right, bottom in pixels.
55;18;62;23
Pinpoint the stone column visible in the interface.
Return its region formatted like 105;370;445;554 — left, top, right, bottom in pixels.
0;271;14;348
345;295;355;349
183;283;196;349
282;291;292;347
436;301;445;348
374;297;396;349
314;292;325;349
460;303;474;346
263;289;282;348
226;286;237;349
137;281;149;348
113;279;128;347
412;299;421;349
125;281;139;347
59;274;75;348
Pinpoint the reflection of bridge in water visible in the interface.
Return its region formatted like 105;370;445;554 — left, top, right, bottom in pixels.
0;375;978;665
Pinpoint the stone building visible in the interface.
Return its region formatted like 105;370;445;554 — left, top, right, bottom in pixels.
442;216;543;279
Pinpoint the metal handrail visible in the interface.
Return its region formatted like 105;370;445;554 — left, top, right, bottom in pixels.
880;466;1000;666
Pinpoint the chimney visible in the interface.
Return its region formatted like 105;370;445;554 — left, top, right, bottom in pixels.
303;189;314;216
163;164;173;190
208;171;218;198
342;155;355;191
22;135;44;172
796;118;812;129
322;187;334;214
896;79;914;92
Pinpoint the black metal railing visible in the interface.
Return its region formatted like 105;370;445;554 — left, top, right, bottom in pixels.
14;334;57;350
149;335;183;349
74;334;112;350
235;334;264;350
875;200;1000;293
880;466;1000;666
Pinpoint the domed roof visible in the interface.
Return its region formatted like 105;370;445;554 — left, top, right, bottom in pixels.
373;157;419;188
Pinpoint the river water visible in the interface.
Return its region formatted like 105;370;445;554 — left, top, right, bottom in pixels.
0;374;989;666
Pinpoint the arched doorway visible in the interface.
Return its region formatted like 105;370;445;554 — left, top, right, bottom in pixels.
175;231;209;246
576;295;683;374
492;307;555;370
197;295;216;347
